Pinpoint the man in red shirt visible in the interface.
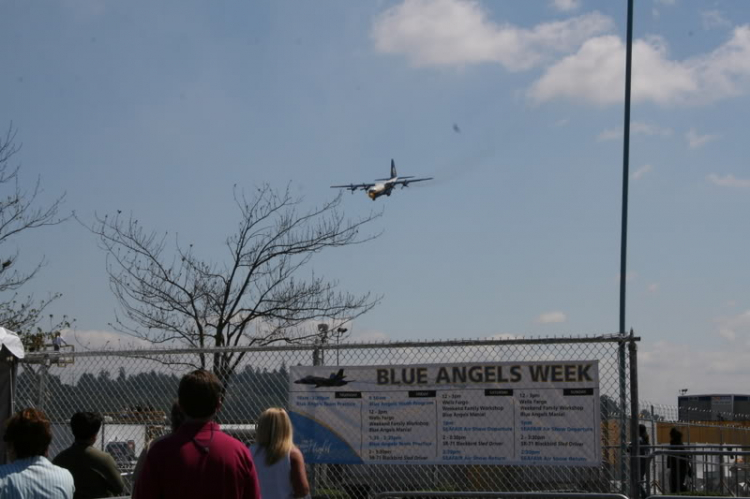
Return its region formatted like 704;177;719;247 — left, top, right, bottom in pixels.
134;370;261;499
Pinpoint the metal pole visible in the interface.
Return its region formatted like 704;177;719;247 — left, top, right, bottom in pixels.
629;331;640;499
618;0;635;494
650;404;656;496
311;343;320;496
719;428;724;493
619;0;635;336
38;356;49;413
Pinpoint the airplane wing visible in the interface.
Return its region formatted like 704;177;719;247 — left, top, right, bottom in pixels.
330;183;374;192
392;177;433;187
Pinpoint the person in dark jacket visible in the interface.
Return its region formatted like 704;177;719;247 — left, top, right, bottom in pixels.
667;427;692;493
53;411;124;498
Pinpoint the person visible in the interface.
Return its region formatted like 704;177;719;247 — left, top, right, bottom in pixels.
135;369;261;499
250;407;310;499
667;427;692;493
132;400;185;494
0;408;75;498
52;332;66;351
635;424;650;498
53;411;125;498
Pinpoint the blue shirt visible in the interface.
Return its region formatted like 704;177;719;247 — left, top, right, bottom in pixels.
0;456;75;499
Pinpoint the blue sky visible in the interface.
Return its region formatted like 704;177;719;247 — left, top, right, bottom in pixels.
1;0;749;404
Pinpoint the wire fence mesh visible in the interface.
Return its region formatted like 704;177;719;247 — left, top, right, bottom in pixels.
18;335;634;498
636;401;750;497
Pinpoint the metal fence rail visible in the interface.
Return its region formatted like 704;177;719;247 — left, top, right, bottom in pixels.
373;493;631;499
630;401;750;499
18;335;633;498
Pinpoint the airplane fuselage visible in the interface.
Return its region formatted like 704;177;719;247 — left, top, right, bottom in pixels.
367;181;396;200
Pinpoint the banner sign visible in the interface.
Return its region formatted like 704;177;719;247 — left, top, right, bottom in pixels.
289;361;600;466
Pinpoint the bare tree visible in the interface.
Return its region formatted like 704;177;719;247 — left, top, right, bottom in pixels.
0;123;67;344
88;185;381;385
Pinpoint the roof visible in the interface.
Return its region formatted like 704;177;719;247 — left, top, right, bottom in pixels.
0;327;24;359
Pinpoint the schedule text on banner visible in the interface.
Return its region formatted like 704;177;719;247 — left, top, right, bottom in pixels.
289;361;601;466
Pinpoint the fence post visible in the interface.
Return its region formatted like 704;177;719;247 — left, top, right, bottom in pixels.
311;339;322;496
618;336;628;494
649;404;656;496
628;331;639;499
38;356;49;413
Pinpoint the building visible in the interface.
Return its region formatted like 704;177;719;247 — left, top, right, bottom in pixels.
678;394;750;421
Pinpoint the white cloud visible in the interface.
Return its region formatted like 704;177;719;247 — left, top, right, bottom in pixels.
714;310;750;343
702;10;731;30
634;121;673;137
550;0;581;12
534;311;567;324
597;128;621;141
350;329;391;343
686;128;719;148
639;340;750;404
718;328;737;342
648;283;659;293
530;26;750;106
64;329;153;352
372;0;613;71
632;164;652;180
597;121;673;141
707;173;750;189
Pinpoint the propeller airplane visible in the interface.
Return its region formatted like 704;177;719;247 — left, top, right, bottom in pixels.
331;159;433;200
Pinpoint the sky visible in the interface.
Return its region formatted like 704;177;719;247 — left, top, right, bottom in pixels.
1;0;749;405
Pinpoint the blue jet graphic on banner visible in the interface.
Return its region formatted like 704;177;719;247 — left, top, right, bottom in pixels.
294;368;352;388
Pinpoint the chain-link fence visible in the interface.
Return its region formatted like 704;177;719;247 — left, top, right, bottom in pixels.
17;335;635;498
636;402;750;497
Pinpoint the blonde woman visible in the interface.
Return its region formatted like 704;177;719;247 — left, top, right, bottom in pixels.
251;408;310;499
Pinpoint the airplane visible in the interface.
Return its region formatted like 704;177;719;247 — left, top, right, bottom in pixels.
331;159;433;200
294;369;352;388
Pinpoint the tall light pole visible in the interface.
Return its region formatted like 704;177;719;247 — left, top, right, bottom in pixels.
333;327;348;366
619;0;636;495
315;324;329;366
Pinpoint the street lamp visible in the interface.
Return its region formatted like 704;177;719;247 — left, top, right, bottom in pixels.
333;327;348;366
314;324;329;366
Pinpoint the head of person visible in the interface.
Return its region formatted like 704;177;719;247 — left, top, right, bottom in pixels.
670;427;683;444
70;412;103;442
170;400;186;432
178;369;223;419
3;408;52;461
255;407;293;466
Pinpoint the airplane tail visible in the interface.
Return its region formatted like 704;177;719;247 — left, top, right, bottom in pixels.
376;159;398;181
335;368;345;379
